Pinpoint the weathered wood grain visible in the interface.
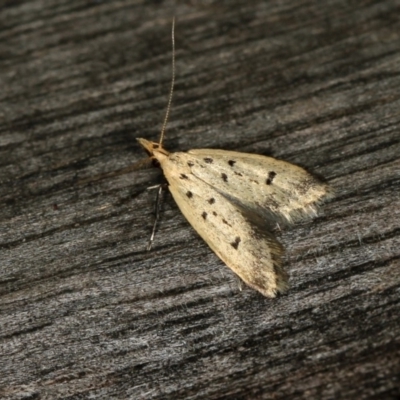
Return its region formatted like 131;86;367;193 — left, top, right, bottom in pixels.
1;0;399;399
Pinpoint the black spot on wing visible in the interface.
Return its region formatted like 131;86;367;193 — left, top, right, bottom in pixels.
186;191;193;198
208;198;215;204
221;173;228;182
266;171;277;185
187;161;194;167
228;160;236;166
180;173;189;180
212;211;217;216
222;219;232;227
234;171;243;177
230;237;241;250
204;157;213;164
202;212;207;220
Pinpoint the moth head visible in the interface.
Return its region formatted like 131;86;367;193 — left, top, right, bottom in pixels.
137;138;170;167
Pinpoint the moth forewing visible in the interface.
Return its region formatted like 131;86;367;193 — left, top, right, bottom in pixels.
160;152;288;297
186;148;333;224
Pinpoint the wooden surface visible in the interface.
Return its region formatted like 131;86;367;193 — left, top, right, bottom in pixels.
1;1;399;399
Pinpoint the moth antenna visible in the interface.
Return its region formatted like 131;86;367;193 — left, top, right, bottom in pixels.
158;16;175;146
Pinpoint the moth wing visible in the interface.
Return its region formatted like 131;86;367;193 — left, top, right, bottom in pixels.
162;158;288;297
186;149;333;224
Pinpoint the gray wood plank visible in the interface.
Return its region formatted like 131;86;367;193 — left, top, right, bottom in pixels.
0;0;399;399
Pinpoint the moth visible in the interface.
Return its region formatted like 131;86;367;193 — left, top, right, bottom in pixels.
138;19;333;297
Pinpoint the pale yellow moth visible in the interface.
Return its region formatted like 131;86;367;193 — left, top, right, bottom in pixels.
138;19;333;297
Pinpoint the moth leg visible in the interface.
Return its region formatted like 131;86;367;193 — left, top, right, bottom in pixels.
147;184;162;190
147;184;168;251
237;277;244;293
274;222;282;232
